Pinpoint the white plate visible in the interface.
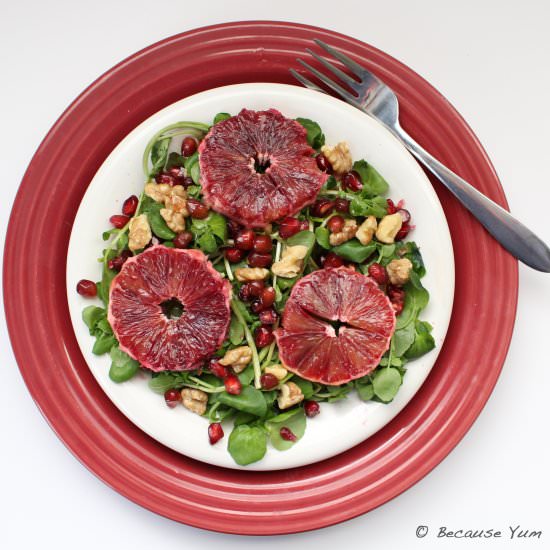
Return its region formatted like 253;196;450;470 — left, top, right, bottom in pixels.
67;83;454;470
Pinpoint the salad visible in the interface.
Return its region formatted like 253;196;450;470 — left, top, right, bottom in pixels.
76;108;435;466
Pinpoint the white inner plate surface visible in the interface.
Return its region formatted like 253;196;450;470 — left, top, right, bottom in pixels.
67;83;454;470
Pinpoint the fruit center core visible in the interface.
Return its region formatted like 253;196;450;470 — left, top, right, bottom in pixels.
252;152;271;174
328;319;351;336
160;297;185;320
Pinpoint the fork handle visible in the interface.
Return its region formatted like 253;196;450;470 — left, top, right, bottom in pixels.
394;126;550;272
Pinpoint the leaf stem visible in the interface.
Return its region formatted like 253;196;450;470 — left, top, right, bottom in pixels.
231;300;262;389
224;256;234;281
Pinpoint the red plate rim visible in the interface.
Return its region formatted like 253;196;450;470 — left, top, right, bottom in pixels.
3;21;518;535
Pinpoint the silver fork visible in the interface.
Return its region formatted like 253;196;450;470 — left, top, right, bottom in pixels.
291;39;550;272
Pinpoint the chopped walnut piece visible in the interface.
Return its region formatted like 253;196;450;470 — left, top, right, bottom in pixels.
234;267;270;282
277;381;304;409
160;208;186;233
145;183;189;215
386;258;413;286
264;364;287;381
375;213;403;244
271;244;308;278
180;388;208;415
128;214;152;251
219;346;252;373
321;141;353;176
356;216;378;246
329;219;358;246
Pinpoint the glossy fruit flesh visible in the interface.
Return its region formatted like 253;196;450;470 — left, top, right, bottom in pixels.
253;234;272;253
342;171;362;192
208;423;224;445
323;252;344;268
235;229;255;251
108;246;231;372
209;360;230;379
110;215;129;229
334;198;350;213
304;400;320;417
164;388;181;408
316;153;332;173
278;217;302;239
224;374;242;395
260;373;279;390
199;109;328;228
225;248;245;263
368;263;388;285
275;267;396;384
181;136;198;157
76;279;97;297
255;326;274;348
327;215;345;233
155;173;177;186
173;231;193;249
247;252;272;268
122;195;139;217
259;309;278;325
187;198;209;219
311;198;334;217
280;427;297;441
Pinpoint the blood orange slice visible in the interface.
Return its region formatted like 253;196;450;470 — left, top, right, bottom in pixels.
274;267;396;385
108;246;231;372
198;109;328;228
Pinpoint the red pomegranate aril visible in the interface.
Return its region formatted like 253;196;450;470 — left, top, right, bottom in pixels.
181;136;198;157
323;252;345;268
155;173;177;186
238;284;252;302
387;285;406;315
122;195;139;217
110;214;129;229
253;234;272;253
108;250;132;272
278;217;302;239
327;215;345;234
164;388;181;408
260;373;279;390
304;400;320;418
173;231;193;249
225;247;245;263
259;308;278;325
208;422;224;445
311;198;334;217
334;198;350;213
255;326;274;348
386;198;397;214
368;262;388;285
187;198;209;219
279;427;297;441
209;360;229;379
182;176;195;188
235;229;255;251
250;299;264;314
76;279;97;297
248;280;265;297
261;287;276;308
342;171;363;192
316;153;332;173
395;223;411;241
397;208;411;224
298;219;309;232
227;220;242;238
224;374;242;395
248;252;272;268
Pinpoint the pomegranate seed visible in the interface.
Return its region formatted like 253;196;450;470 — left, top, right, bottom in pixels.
327;215;345;234
395;223;411;241
323;252;344;268
298;219;309;232
187;198;209;219
311;198;334;217
250;300;264;314
208;422;224;445
316;154;332;173
253;234;272;254
279;427;297;441
386;198;397;214
261;287;276;308
248;252;272;268
235;229;255;251
368;263;388;285
225;247;245;263
304;400;320;418
164;388;181;408
227;220;242;238
224;374;242;395
278;217;302;239
255;326;274;348
182;176;195;188
168;166;185;182
108;250;132;272
110;214;129;229
155;173;177;186
181;136;198;157
238;284;252;302
397;208;411;224
260;373;279;390
209;360;229;379
259;309;278;325
248;280;265;297
334;198;350;213
173;231;193;248
122;195;139;217
76;279;97;297
342;171;363;192
387;285;406;315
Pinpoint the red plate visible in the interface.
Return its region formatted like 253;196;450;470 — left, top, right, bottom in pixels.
3;22;517;534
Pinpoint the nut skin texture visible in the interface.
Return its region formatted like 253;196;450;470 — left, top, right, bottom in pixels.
234;267;270;282
128;214;152;251
386;258;413;286
375;213;403;244
160;208;186;233
271;244;308;278
356;216;378;245
218;346;252;373
180;388;208;416
329;219;358;246
321;142;353;176
265;364;288;380
277;381;304;409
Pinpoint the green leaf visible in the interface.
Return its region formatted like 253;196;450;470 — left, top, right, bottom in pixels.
82;306;106;332
184;152;200;184
109;346;139;382
148;372;186;394
237;364;255;386
349;195;388;218
277;276;298;291
197;232;217;254
396;280;430;330
145;204;176;240
213;112;231;124
165;152;186;170
231;298;253;323
217;386;267;417
150;137;170;175
296;118;325;149
286;230;315;251
356;381;374;401
228;425;267;465
392;323;416;357
233;411;256;426
291;377;314;399
372;368;402;402
352;160;389;197
315;226;331;250
333;240;376;263
92;332;117;355
266;408;306;451
207;212;227;242
229;315;244;345
378;243;396;259
405;321;435;359
402;241;426;277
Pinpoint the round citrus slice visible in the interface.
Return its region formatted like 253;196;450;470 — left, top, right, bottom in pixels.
108;246;231;372
198;108;328;228
274;267;396;385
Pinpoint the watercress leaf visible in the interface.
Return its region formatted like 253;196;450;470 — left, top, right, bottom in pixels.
321;175;338;191
395;280;430;330
82;306;106;332
378;243;396;259
296;118;325;149
218;386;267;417
146;204;176;240
291;377;314;399
148;372;183;394
183;151;198;172
229;314;244;345
392;323;416;357
405;321;435;359
165;152;186;170
197;232;217;254
213;112;231;124
207;212;227;242
266;408;306;451
190;162;200;185
109;346;139;383
99;262;117;306
352;160;389;197
237;364;255;386
162;241;175;248
277;276;298;291
150;137;170;175
232;298;253;323
333;240;377;263
349;195;388;218
96;317;113;335
186;185;201;198
356;382;374;401
92;332;117;355
262;390;278;408
372;367;402;402
233;411;256;426
286;230;315;253
403;241;426;277
315;226;331;250
184;152;200;184
228;425;267;465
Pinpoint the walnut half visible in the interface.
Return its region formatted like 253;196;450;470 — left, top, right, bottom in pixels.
386;258;413;286
329;219;358;246
180;388;208;415
277;381;304;409
271;245;308;278
219;346;252;373
128;214;152;251
321;142;353;176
